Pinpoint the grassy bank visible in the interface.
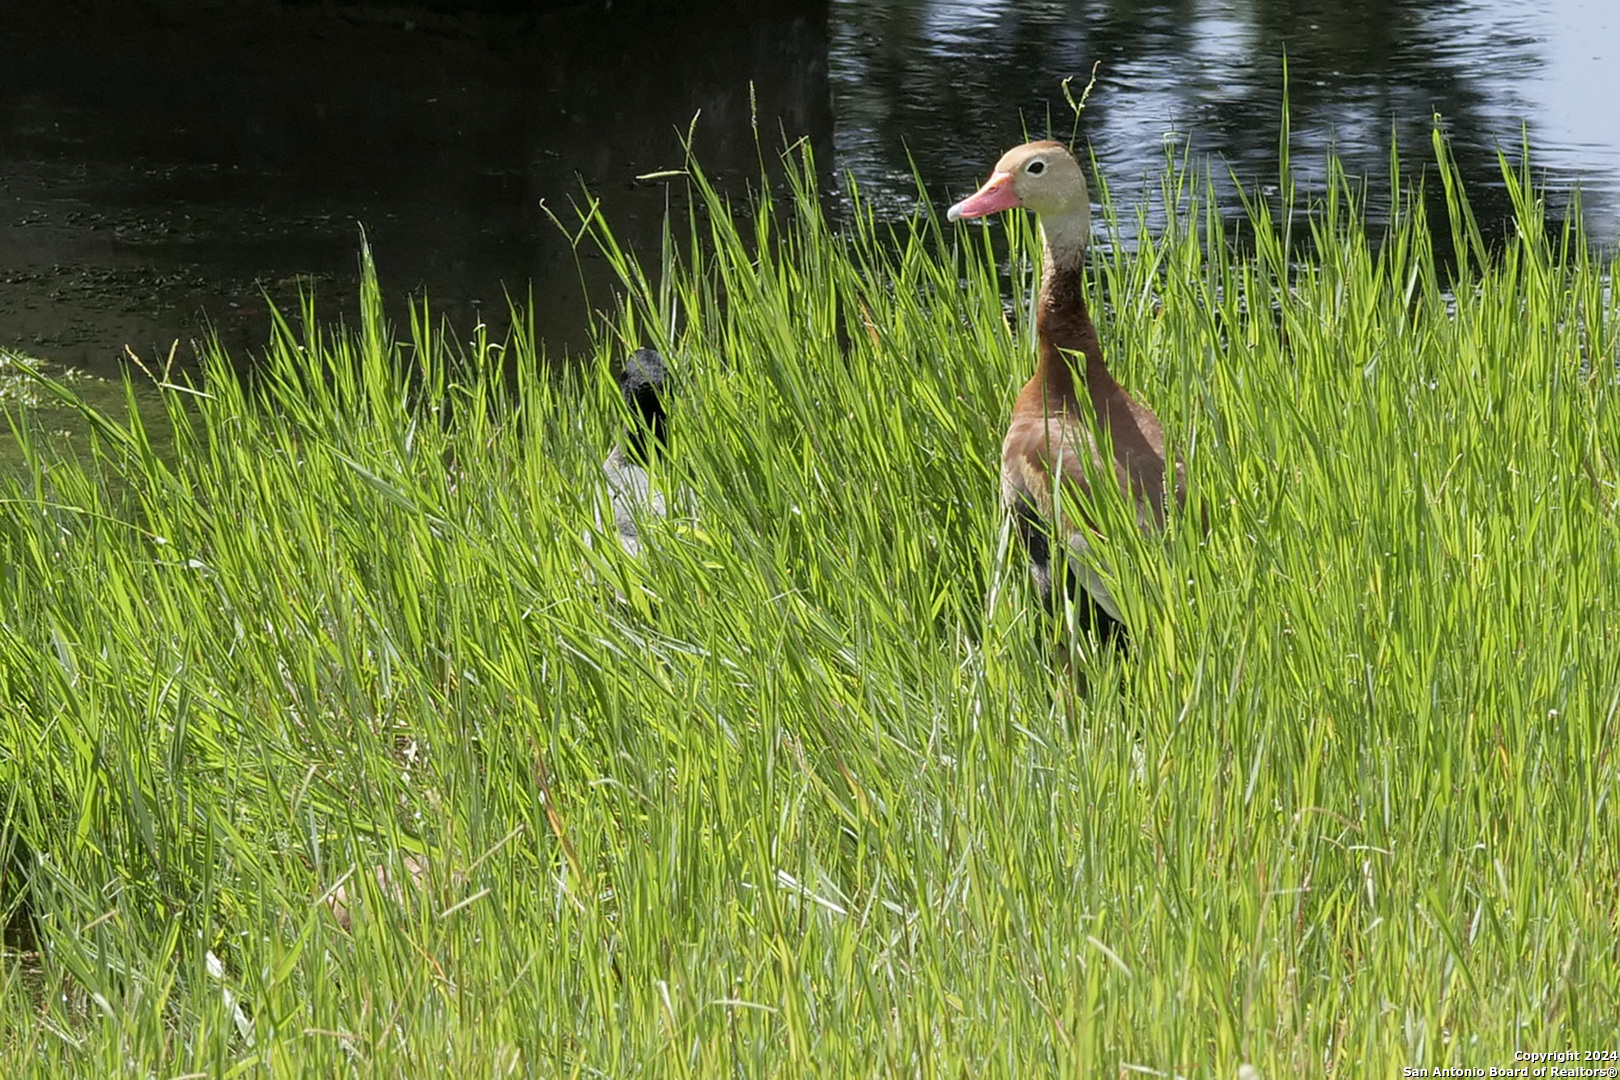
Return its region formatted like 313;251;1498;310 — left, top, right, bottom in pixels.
0;350;176;473
1;134;1616;1077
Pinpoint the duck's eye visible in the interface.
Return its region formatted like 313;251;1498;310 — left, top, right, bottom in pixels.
1026;159;1046;176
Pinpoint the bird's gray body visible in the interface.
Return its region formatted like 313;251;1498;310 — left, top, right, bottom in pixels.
598;443;667;559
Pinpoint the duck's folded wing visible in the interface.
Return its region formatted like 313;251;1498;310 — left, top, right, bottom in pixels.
1001;412;1124;622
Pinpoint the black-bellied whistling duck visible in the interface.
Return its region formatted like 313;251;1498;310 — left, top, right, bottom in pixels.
600;346;673;559
948;140;1178;647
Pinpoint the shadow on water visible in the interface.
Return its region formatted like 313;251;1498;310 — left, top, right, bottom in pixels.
0;0;1616;386
0;0;832;377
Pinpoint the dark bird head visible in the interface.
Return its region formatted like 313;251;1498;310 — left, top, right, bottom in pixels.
617;346;669;466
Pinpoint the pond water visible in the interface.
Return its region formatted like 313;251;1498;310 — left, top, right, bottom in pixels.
835;0;1620;233
1;0;1616;379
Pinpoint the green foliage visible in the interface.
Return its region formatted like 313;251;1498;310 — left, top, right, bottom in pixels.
0;131;1616;1077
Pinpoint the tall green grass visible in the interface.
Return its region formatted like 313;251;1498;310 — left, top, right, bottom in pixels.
1;131;1616;1077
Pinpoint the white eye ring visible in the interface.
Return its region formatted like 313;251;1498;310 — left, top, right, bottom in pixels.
1026;159;1046;176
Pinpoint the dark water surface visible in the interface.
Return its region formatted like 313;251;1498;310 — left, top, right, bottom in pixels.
2;0;1616;378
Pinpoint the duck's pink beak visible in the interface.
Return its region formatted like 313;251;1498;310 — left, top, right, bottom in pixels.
946;172;1019;221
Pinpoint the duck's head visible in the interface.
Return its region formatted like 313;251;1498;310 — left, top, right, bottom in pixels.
618;347;668;464
946;140;1090;240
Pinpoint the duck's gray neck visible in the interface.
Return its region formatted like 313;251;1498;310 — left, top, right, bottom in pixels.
1039;211;1090;275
